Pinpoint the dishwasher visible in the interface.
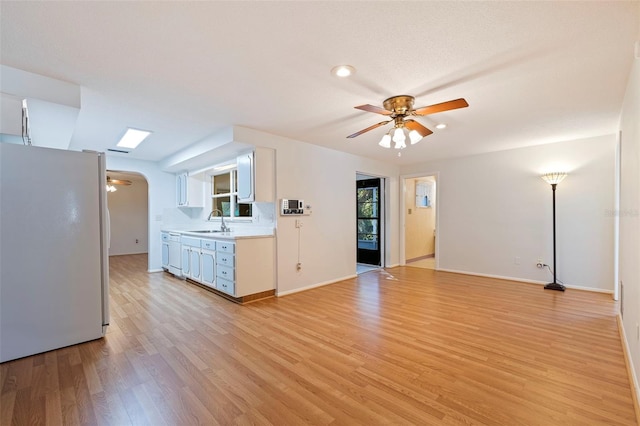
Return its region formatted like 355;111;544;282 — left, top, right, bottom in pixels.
168;233;182;276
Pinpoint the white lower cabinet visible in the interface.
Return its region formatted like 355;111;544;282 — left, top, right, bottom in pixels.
181;236;202;281
215;241;235;295
172;234;275;301
216;277;235;295
181;245;191;276
190;248;202;282
213;238;274;298
201;248;216;288
161;233;169;269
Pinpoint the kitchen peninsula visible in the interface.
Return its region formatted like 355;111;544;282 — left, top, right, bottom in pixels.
161;229;275;304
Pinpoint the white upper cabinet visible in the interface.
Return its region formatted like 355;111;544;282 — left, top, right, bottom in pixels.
236;153;253;202
236;147;275;203
176;172;204;208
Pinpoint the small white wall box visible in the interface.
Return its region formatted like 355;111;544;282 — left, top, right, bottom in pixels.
281;199;304;215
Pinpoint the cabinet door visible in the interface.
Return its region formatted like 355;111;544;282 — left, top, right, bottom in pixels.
201;249;216;287
236;152;254;202
217;264;235;282
190;249;201;282
162;242;169;268
217;277;235;296
177;173;188;206
181;245;190;276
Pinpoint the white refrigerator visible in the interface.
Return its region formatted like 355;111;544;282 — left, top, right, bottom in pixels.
0;143;110;363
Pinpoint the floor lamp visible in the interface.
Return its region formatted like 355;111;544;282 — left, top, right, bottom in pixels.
541;172;567;291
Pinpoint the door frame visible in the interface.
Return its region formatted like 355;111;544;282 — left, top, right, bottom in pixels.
400;171;440;268
357;178;382;266
356;172;387;269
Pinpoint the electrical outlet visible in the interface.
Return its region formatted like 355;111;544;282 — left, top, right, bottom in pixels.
296;262;302;271
536;260;544;268
295;220;303;228
135;238;139;244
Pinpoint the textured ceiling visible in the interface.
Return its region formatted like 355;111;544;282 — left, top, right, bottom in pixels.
1;1;638;165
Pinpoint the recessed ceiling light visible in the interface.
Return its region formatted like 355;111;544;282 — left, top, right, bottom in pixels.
331;65;356;78
117;128;151;149
435;123;447;130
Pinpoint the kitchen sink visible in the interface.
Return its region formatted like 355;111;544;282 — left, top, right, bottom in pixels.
190;230;225;233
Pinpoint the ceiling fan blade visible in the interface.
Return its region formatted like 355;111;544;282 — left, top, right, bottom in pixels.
404;120;433;137
354;104;393;116
346;120;391;138
413;98;469;116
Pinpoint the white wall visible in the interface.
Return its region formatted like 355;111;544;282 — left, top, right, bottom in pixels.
107;175;148;255
618;52;640;408
401;135;616;291
105;156;175;271
233;126;401;295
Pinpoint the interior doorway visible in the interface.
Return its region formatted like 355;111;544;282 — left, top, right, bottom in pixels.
106;170;149;256
404;175;437;269
356;174;384;274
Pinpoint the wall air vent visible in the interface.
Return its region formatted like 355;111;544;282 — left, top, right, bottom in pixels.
107;148;130;154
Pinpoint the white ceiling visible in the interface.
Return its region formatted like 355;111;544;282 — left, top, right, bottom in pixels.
1;1;638;165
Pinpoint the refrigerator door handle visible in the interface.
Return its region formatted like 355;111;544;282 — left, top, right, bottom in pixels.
98;153;110;332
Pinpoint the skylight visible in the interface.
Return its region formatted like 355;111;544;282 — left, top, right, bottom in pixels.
117;128;151;149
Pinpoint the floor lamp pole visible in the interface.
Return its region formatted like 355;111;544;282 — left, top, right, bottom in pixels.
545;181;565;291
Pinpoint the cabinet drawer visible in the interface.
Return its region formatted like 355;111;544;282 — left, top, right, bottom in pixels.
216;265;235;281
181;236;201;248
216;241;235;254
201;239;216;250
216;277;235;295
216;252;234;268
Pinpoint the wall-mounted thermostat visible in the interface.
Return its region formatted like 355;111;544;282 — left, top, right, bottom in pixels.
281;199;304;215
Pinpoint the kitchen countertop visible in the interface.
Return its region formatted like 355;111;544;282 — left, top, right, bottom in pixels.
162;228;274;240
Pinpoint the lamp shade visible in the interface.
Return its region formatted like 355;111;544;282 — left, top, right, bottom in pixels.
541;172;567;185
409;130;423;144
378;133;391;148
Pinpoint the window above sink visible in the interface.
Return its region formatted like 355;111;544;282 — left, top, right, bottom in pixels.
210;169;252;219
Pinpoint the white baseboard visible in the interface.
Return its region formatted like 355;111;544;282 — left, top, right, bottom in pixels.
147;268;164;273
385;263;400;268
277;274;358;297
436;268;613;294
617;314;640;421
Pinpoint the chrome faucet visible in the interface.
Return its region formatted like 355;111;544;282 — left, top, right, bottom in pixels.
208;208;230;232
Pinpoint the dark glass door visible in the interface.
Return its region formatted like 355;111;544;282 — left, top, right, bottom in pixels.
357;178;381;266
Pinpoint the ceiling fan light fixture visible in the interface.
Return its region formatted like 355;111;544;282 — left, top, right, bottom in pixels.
392;127;405;144
409;130;423;144
379;133;391;148
346;94;468;153
331;65;356;78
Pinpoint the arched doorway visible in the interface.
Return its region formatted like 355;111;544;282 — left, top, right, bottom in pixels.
106;171;149;256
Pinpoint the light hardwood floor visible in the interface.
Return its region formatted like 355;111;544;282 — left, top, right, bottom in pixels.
1;254;637;425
